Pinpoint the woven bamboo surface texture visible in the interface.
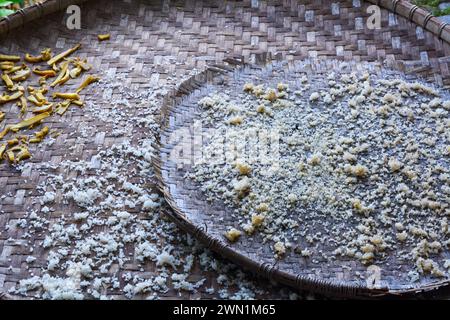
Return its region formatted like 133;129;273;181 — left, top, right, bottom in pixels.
1;0;450;299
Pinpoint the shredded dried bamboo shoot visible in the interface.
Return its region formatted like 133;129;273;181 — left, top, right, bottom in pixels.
36;126;49;139
41;49;52;61
0;91;23;104
98;34;111;41
7;138;18;146
52;92;80;100
6;150;14;162
31;103;53;114
0;126;11;139
33;68;56;77
55;100;72;115
26;49;51;63
0;143;6;159
39;86;49;94
1;43;99;164
27;95;46;106
59;71;70;86
70;58;91;71
69;66;83;79
0;61;14;71
76;75;100;93
29;138;41;143
30;126;49;143
47;44;81;66
18;96;27;117
0;54;20;62
10;112;50;132
35;91;46;102
71;100;84;107
25;53;44;63
10;68;31;82
50;61;69;87
1;73;14;89
5;64;26;74
15;147;31;162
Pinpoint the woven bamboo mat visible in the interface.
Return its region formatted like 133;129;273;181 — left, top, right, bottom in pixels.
1;0;450;299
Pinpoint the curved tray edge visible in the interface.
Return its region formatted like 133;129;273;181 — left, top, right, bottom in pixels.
152;57;397;298
0;0;90;38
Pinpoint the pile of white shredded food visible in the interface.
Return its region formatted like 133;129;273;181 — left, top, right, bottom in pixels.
3;68;297;300
188;66;450;281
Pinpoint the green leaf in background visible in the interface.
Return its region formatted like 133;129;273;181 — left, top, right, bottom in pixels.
0;8;15;17
0;0;24;7
413;0;450;17
0;2;14;7
0;0;24;17
0;0;24;4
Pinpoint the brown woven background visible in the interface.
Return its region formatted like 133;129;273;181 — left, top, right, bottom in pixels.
1;0;450;298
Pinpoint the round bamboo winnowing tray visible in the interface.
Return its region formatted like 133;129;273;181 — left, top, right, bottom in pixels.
0;0;450;299
155;58;450;297
152;2;450;297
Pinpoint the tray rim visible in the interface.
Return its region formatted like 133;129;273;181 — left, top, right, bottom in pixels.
1;0;450;42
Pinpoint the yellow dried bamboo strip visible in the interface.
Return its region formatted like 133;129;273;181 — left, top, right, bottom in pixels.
47;44;81;66
10;112;50;132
